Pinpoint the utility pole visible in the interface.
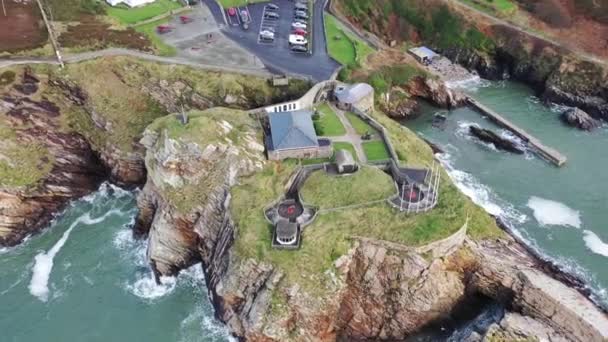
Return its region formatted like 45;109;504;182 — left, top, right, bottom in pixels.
35;0;64;68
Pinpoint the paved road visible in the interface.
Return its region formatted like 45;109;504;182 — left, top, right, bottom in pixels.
206;0;340;81
448;0;607;67
0;48;273;77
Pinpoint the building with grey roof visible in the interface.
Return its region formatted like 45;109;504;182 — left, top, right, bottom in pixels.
335;149;358;174
334;83;374;113
408;46;439;65
266;110;333;160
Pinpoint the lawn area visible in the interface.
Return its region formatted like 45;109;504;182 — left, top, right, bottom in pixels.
313;103;346;136
333;142;358;161
106;0;182;25
362;140;390;161
300;166;395;209
324;13;374;66
345;112;373;135
231;117;503;297
217;0;267;8
134;18;177;56
300;142;357;165
460;0;516;16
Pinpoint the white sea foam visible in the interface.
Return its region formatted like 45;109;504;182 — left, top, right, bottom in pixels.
526;196;582;228
28;209;124;302
437;153;527;224
583;231;608;258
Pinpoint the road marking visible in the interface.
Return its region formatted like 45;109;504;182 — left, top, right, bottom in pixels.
258;4;277;45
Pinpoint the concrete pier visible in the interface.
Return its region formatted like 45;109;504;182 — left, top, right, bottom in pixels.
466;97;567;167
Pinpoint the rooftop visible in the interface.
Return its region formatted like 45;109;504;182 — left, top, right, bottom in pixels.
268;111;319;151
409;46;439;59
335;83;374;104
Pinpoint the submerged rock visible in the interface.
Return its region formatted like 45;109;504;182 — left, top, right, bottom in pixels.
469;126;525;154
561;107;601;131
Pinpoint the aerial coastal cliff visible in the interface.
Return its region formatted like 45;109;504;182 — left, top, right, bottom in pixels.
1;58;607;341
334;0;608;121
133;106;608;341
0;57;310;246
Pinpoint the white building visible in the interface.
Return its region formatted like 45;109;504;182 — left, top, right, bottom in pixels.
106;0;157;7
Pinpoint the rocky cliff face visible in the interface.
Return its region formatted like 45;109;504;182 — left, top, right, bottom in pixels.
383;76;466;119
443;25;608;121
0;71;107;246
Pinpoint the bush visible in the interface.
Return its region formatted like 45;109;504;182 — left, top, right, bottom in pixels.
0;71;16;86
337;66;352;81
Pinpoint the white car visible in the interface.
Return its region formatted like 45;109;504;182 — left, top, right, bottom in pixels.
289;34;307;45
260;30;275;40
291;22;307;30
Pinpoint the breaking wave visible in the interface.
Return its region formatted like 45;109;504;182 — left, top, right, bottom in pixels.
437;152;527;225
29;208;125;302
526;196;582;228
583;231;608;258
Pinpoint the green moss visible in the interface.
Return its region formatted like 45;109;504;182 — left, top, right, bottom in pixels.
300;166;395;209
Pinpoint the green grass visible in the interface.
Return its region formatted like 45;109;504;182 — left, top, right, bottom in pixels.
217;0;267;8
362;140;390;161
231;114;503;297
460;0;516;15
135;18;178;56
299;142;358;165
324;13;374;66
106;0;182;25
345;112;373;135
333;142;358;162
300;166;395;209
313;103;346;136
0;124;54;188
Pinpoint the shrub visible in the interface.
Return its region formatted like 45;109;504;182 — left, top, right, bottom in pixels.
0;71;16;86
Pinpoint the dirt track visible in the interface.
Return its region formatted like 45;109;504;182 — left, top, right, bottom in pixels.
0;0;48;53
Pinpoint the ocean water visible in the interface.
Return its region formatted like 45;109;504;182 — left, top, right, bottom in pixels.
406;80;608;308
0;183;232;342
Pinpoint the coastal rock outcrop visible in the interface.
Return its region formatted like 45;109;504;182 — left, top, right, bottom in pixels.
561;107;602;131
469;126;525;154
134;108;265;277
0;71;107;246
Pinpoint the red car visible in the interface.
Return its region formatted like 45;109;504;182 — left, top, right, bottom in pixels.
292;28;307;36
228;7;236;16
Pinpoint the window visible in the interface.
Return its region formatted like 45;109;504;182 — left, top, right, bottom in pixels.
283;104;287;111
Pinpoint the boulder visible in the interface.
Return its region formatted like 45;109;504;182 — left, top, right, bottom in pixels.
561;107;602;131
469;126;525;154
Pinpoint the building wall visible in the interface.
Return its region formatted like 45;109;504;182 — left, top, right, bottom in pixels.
264;80;336;113
268;145;333;161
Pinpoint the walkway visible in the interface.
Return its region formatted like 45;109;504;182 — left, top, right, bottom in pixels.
327;103;367;163
0;48;273;78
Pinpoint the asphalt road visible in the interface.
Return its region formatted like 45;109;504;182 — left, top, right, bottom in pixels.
203;0;340;81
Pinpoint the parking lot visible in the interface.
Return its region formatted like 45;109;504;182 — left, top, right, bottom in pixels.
215;0;340;81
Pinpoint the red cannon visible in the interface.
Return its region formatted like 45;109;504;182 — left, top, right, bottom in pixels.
179;15;194;24
156;25;173;34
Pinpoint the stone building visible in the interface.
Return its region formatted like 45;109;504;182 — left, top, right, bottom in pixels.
335;149;358;174
334;83;374;113
408;46;439;65
266;110;333;160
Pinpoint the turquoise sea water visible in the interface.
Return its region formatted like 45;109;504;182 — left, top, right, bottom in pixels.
407;80;608;308
0;184;232;342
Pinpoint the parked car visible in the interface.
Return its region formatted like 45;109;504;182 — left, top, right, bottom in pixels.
293;18;307;24
294;3;307;10
292;28;307;36
228;7;237;16
289;34;308;45
262;26;276;32
264;11;279;19
290;45;308;53
260;30;275;41
294;12;308;20
265;3;279;10
291;21;307;29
